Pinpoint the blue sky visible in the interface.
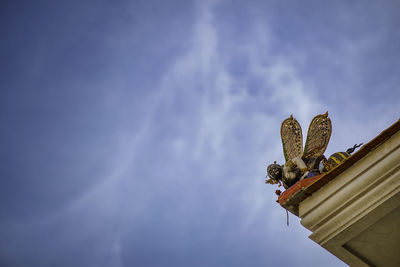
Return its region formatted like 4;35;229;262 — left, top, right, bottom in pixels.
1;0;399;266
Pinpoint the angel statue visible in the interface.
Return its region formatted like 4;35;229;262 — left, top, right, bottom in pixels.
266;112;332;189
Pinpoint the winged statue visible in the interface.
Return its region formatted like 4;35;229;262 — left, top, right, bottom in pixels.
266;112;332;189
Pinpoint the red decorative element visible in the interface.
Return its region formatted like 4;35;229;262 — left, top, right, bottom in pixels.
275;190;282;196
278;175;323;205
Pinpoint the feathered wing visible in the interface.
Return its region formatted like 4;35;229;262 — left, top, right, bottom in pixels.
303;112;332;169
281;115;303;162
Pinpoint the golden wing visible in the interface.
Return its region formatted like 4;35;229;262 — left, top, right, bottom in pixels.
281;115;303;162
303;112;332;168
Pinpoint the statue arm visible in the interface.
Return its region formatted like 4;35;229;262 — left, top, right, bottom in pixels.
284;156;309;181
292;156;307;172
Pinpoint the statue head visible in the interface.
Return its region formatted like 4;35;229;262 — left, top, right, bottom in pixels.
266;161;283;184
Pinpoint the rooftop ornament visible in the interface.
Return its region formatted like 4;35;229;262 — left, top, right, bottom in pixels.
266;112;362;195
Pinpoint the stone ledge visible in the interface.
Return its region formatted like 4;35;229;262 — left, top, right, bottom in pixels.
278;174;323;216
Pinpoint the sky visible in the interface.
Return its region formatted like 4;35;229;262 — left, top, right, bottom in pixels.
1;0;399;266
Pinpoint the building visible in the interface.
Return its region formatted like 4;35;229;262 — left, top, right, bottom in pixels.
278;119;400;267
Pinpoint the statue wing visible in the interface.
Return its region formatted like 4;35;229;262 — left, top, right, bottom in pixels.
281;115;303;162
303;112;332;165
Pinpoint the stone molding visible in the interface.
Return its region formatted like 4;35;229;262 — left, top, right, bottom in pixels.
298;130;400;266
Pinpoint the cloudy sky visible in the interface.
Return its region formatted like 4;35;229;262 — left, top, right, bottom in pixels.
1;0;399;266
